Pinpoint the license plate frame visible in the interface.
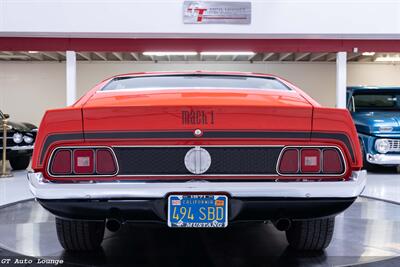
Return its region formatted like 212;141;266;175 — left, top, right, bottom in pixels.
167;194;228;228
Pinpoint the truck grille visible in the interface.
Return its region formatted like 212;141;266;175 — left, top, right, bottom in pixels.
388;139;400;152
113;146;282;176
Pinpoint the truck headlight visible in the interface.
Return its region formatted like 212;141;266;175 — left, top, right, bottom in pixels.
375;139;390;154
12;133;23;144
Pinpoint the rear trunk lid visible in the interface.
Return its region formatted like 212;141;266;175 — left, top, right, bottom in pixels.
82;89;313;134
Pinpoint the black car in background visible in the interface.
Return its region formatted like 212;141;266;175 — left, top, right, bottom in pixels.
0;110;37;170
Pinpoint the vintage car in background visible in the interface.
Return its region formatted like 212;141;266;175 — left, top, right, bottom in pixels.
0;110;37;170
347;86;400;170
28;72;366;252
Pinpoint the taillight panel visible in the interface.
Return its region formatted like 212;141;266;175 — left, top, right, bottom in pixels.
278;146;345;176
50;149;72;175
300;149;321;173
73;149;95;174
279;149;299;174
48;147;118;177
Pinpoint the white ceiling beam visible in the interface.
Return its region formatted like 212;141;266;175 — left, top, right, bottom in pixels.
0;51;13;61
130;52;139;61
94;52;107;61
20;52;43;60
310;52;328;61
57;52;66;59
279;52;292;61
112;52;123;61
294;52;311;61
78;52;91;61
0;55;29;60
326;53;337;62
262;52;275;61
347;53;361;61
42;52;60;61
248;53;257;61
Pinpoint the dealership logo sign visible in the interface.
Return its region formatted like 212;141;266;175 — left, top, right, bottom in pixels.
183;1;251;24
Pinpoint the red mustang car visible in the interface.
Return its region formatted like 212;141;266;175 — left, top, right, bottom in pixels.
28;72;366;251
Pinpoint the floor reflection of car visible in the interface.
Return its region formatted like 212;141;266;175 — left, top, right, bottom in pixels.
347;86;400;170
0;110;37;170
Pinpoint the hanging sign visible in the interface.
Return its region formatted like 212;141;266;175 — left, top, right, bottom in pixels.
183;1;251;24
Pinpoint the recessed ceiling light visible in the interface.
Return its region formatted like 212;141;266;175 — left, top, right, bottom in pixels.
200;51;255;56
362;52;375;56
142;52;197;56
28;51;39;54
375;55;400;62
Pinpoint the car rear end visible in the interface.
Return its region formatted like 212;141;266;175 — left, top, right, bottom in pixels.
28;73;366;251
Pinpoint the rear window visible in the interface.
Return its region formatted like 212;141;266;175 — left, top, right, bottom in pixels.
353;94;400;111
101;74;290;91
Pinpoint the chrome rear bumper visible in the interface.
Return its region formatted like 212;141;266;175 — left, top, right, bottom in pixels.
28;171;367;200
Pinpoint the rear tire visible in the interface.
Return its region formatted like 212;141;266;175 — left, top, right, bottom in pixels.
55;217;105;251
9;156;31;170
285;217;335;251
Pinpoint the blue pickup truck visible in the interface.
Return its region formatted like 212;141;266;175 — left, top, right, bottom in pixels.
347;86;400;170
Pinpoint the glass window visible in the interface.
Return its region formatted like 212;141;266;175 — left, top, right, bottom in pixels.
102;74;290;91
353;94;400;111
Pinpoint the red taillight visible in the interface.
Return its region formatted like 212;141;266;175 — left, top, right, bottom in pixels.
323;149;344;174
301;149;321;173
278;149;299;174
51;149;71;174
278;147;344;175
49;147;117;176
73;149;94;174
96;149;117;175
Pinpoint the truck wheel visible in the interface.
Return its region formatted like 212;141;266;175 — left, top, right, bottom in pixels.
55;217;105;251
285;217;335;251
9;156;31;170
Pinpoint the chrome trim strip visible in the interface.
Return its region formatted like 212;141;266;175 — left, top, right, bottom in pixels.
28;170;367;199
276;146;347;177
7;145;34;151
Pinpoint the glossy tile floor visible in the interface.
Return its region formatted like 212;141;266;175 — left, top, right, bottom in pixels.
362;170;400;204
0;167;399;266
0;198;399;266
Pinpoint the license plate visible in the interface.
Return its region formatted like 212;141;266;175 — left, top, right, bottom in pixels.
168;194;228;228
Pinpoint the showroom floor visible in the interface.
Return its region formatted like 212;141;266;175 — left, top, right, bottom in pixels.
0;167;399;266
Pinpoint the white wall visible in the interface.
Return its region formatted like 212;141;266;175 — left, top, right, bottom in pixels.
1;0;400;38
1;61;400;126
